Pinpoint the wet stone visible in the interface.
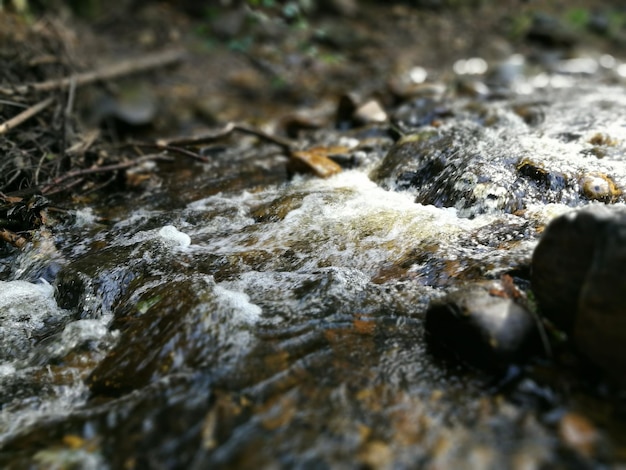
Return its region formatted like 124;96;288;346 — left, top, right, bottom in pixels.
531;205;626;382
336;93;387;129
372;124;551;216
54;245;146;317
579;173;621;202
250;193;306;223
424;279;540;372
86;278;203;397
525;13;578;49
558;412;601;459
390;98;453;130
511;103;545;126
516;158;567;191
371;104;626;217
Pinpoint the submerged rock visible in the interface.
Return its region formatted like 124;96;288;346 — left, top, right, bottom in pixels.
424;279;540;372
531;205;626;381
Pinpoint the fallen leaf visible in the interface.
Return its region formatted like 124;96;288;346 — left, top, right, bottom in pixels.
290;146;347;178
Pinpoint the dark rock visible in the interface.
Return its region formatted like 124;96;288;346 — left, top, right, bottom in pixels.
336;93;360;130
318;0;358;16
525;13;578;49
587;11;610;36
531;205;626;381
86;278;211;397
512;103;545;126
55;245;144;317
425;280;540;371
531;205;617;332
371;124;565;217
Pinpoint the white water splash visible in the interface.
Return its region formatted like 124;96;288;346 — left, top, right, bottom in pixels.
187;170;497;277
0;280;69;364
213;282;263;324
159;225;192;248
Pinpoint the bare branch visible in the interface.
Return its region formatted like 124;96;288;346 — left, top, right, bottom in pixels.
0;48;186;96
126;143;210;163
41;154;172;195
156;122;294;153
0;228;28;249
0;97;55;135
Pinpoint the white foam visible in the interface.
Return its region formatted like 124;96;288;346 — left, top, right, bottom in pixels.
247;171;489;272
45;319;117;359
0;363;16;377
158;225;191;248
73;207;98;227
0;279;54;303
182;170;499;279
0;280;71;364
213;283;262;324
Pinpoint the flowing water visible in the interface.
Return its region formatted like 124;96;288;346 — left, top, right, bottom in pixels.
2;57;626;468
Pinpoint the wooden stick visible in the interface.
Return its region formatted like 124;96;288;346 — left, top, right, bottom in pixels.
0;228;28;249
0;97;54;134
0;48;186;96
155;122;237;147
233;123;294;152
41;154;172;195
128;143;210;163
156;122;294;153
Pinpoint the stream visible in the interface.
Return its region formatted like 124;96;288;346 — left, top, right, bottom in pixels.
2;54;626;469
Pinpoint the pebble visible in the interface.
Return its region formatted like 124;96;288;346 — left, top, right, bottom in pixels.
579;173;620;202
353;100;388;124
558;412;599;458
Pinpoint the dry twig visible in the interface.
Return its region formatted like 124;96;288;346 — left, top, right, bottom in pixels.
41;154;173;195
154;122;344;178
0;97;55;135
128;143;210;163
156;122;294;152
0;228;28;249
0;48;186;96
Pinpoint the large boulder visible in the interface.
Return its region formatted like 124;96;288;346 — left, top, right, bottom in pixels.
531;205;626;381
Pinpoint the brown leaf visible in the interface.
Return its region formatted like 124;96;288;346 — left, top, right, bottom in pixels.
290;146;346;178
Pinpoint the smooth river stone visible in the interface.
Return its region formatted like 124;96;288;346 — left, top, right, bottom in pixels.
531;204;626;381
425;280;540;372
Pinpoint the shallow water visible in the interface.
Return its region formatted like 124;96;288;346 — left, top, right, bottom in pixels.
2;59;626;468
